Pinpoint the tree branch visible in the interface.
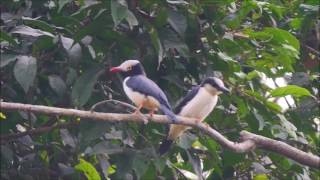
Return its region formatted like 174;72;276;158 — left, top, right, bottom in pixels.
0;101;319;168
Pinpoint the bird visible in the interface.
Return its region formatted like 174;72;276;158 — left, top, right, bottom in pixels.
110;60;177;122
159;77;230;155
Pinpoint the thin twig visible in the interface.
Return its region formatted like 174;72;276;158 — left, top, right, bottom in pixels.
303;44;320;56
90;99;136;111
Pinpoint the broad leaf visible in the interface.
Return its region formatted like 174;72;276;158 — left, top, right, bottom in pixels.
270;85;311;98
126;11;138;29
0;54;17;68
71;66;101;106
60;35;82;62
0;30;17;45
79;121;112;150
148;26;164;67
12;25;54;37
13;56;37;93
111;0;128;27
168;9;187;37
75;158;101;180
22;17;55;34
48;75;67;97
132;154;149;179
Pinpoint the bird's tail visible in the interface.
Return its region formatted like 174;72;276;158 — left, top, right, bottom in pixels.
159;104;178;122
159;139;173;155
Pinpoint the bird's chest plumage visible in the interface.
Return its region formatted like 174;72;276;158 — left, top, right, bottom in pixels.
179;88;218;120
123;77;160;110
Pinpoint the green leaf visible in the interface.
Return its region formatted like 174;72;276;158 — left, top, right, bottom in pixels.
167;9;187;38
71;66;101;106
253;174;269;180
177;133;197;149
75;159;101;180
13;56;37;93
289;18;303;30
48;75;67;97
22;17;55;34
12;25;54;37
159;28;189;57
97;154;111;179
111;0;128;27
0;30;17;45
60;35;82;62
234;97;249;118
253;109;265;131
186;150;202;180
132;154;149;179
246;28;300;51
87;141;122;155
126;11;138;29
265;101;282;113
218;52;237;62
79;121;112;150
148;26;164;67
113;152;134;178
270;85;311;98
299;4;319;12
58;0;72;12
224;1;257;29
0;54;17;68
246;70;262;80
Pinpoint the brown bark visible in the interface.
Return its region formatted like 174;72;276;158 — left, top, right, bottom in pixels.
0;101;319;168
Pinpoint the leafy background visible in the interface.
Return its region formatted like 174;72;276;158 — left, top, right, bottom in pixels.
0;0;319;179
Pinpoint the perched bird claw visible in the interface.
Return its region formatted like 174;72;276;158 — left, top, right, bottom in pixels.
203;122;210;128
195;118;202;123
142;116;148;124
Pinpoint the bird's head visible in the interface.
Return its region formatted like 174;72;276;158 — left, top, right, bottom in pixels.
201;77;230;95
110;60;146;77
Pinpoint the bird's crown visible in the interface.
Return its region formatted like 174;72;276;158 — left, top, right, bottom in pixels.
201;77;224;88
118;60;140;70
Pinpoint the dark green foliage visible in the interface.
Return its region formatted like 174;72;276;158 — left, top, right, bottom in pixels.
0;0;319;179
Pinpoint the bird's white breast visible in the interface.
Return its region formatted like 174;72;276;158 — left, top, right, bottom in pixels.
123;77;160;110
123;77;145;106
179;87;218;121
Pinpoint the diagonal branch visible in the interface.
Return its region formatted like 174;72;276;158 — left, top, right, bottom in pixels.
0;101;319;168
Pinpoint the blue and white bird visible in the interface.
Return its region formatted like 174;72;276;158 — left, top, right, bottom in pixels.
159;77;230;155
110;60;177;122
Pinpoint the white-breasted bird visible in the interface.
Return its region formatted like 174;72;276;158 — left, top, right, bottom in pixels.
110;60;177;122
159;77;230;155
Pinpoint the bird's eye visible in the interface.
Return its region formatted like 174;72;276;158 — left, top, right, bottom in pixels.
127;66;132;71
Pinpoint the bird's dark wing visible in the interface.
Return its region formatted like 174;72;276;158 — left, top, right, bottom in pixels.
174;85;200;114
126;75;172;109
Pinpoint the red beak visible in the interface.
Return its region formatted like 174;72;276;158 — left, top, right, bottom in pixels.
110;67;122;73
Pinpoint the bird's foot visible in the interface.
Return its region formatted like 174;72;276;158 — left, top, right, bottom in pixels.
149;110;156;118
142;117;148;125
202;122;210;128
132;109;148;125
195;118;202;123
